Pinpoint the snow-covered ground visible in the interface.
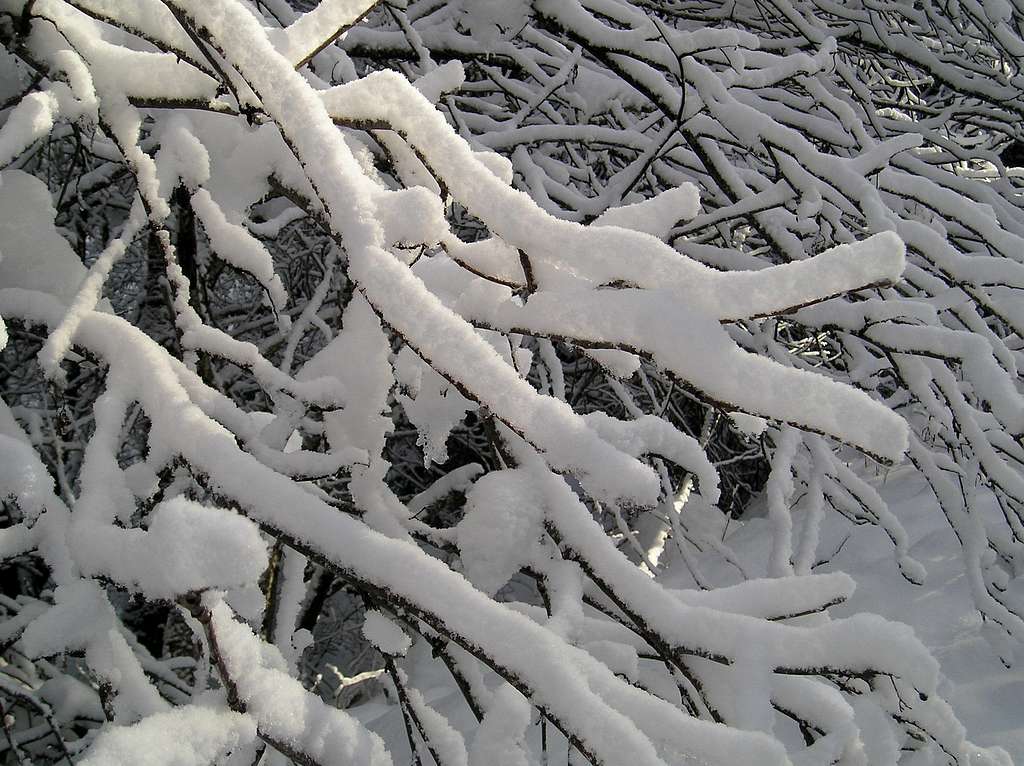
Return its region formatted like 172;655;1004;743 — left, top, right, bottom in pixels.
721;464;1023;762
823;466;1024;761
350;464;1021;763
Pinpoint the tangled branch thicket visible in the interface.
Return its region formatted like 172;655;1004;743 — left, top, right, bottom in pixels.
0;0;1022;764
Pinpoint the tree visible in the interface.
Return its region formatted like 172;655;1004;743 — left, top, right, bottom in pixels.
0;1;1019;765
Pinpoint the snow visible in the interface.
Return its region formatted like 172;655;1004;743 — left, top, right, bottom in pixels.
766;426;799;577
455;0;531;45
72;497;269;600
346;464;1018;766
19;580;170;722
582;411;720;503
0;171;91;307
0;286;777;766
684;465;1020;765
454;469;546;596
667;572;856;620
470;284;908;463
319;69;907;312
0;92;59;168
363;610;411;657
206;596;394;766
190;188;290;323
271;547;309;672
539;458;942;688
38;675;105;725
407;463;483;517
68;0;203;63
79;704;256;766
593;184;701;240
728;411;768;437
467;685;532;766
269;0;380;67
298;293;392;458
822;468;1024;763
393;346;473;466
397;670;471;766
0;2;1020;765
37;208;143;380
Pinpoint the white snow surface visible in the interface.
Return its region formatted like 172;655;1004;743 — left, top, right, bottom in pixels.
72;497;269;600
0;3;1019;765
0;171;90;306
831;470;1023;763
699;465;1023;763
79;704;256;766
362;610;412;657
348;466;1020;766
